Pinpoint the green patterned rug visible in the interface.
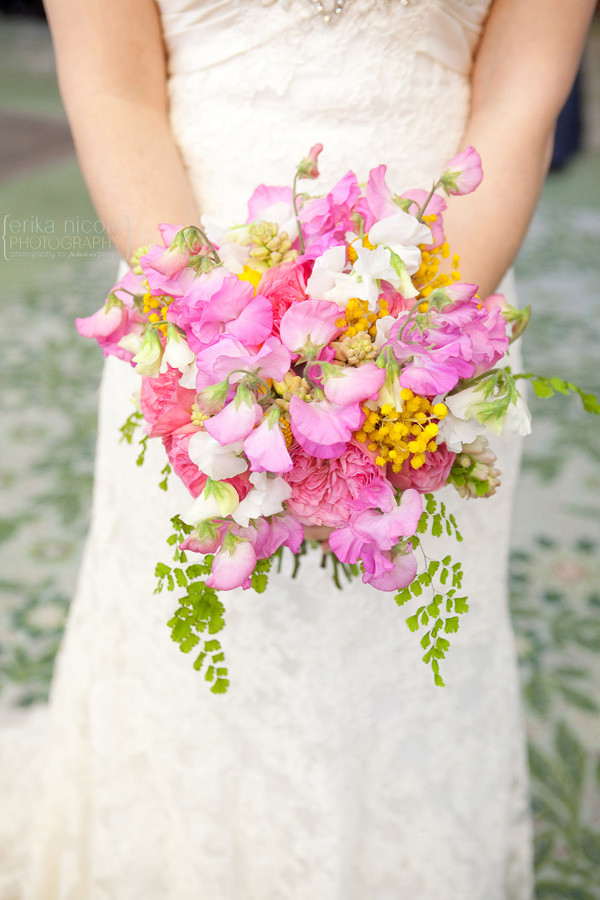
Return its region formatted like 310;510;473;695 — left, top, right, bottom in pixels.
1;17;599;899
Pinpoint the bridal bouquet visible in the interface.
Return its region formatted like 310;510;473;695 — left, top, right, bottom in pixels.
77;145;598;693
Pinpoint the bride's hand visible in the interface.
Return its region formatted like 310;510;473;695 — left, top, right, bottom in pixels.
303;525;334;546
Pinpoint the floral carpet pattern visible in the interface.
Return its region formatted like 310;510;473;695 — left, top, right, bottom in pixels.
1;17;599;899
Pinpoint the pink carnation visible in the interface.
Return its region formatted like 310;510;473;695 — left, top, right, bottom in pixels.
283;440;389;527
140;367;196;437
388;444;456;494
162;424;206;497
258;260;309;336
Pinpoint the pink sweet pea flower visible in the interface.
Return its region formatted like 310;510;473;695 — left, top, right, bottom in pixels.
363;547;418;591
297;143;324;179
395;340;474;395
279;299;342;354
140;225;195;298
248;514;304;558
244;411;293;473
169;267;273;352
300;171;361;251
289;394;364;459
206;539;257;591
75;269;145;363
322;362;386;406
246;185;294;224
180;526;226;556
365;164;395;221
439;146;483;196
195;336;291;392
400;189;447;247
329;490;422;588
204;386;263;445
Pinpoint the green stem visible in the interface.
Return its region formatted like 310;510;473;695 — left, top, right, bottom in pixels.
416;179;441;222
292;172;306;255
396;296;429;342
225;368;272;395
185;226;222;265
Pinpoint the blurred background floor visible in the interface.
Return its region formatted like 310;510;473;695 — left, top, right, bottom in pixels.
1;12;600;899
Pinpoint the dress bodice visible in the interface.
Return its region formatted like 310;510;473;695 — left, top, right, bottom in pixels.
155;0;492;220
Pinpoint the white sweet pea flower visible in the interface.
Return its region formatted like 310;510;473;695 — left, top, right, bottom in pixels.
373;315;395;349
160;324;196;374
231;472;292;527
495;393;532;437
306;245;347;300
200;218;251;274
180;479;240;526
118;332;144;355
178;359;198;389
437;410;486;453
368;211;432;274
445;384;481;421
187;431;248;480
445;381;532;442
132;328;162;376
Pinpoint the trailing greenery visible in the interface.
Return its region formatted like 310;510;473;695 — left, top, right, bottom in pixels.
515;372;600;416
156;516;230;693
394;493;467;687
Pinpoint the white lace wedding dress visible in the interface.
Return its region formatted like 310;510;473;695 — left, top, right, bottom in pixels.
9;1;535;897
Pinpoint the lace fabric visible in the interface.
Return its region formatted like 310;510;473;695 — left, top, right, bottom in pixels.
13;1;535;897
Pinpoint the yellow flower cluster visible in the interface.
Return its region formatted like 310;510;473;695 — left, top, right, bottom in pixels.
143;290;172;333
190;403;209;427
279;416;294;449
354;388;448;471
413;214;461;300
336;296;389;339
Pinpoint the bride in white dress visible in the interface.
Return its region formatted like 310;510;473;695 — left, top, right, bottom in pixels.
12;0;593;897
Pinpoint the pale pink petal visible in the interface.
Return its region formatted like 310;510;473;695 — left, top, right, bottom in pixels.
206;540;257;591
205;398;263;444
289;396;363;447
244;418;293;473
440;146;483;196
279;299;342;353
323;363;386;406
363;549;418;591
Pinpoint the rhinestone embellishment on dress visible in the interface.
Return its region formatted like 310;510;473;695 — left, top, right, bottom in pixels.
305;0;409;24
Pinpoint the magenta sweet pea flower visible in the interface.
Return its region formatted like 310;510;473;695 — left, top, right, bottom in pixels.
322;362;386;406
439;146;483;196
168;268;273;352
235;514;303;559
300;171;361;251
252;514;304;558
329;489;422;588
